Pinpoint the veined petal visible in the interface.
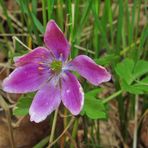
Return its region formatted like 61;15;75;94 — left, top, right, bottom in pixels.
2;64;50;93
68;55;111;86
29;81;61;123
44;20;70;61
14;47;53;67
61;72;84;115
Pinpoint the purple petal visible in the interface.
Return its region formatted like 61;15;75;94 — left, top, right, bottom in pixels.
61;72;84;115
2;64;50;93
29;81;61;123
44;20;70;61
14;47;53;67
68;55;111;86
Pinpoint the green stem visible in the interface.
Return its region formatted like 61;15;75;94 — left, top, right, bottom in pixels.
42;0;47;28
103;90;122;104
48;116;75;147
47;0;54;20
48;108;59;147
70;118;78;148
120;38;140;56
133;95;138;148
33;136;49;148
34;116;75;148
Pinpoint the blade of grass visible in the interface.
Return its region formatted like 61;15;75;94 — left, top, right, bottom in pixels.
32;0;38;16
0;0;14;33
92;7;110;51
30;12;45;34
69;0;79;58
107;0;114;48
128;0;137;44
72;0;93;57
42;0;47;28
134;0;142;42
116;0;124;51
92;0;100;58
56;0;64;30
47;0;55;20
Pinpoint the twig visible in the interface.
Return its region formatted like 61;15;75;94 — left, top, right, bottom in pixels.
0;63;14;69
0;95;15;148
47;116;75;147
12;36;32;51
66;131;78;148
58;110;72;118
0;33;33;37
133;95;139;148
74;45;95;54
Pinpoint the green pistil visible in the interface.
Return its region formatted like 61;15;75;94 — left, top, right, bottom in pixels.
50;60;62;73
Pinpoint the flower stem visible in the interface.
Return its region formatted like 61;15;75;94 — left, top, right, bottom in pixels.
70;118;78;148
48;108;59;147
48;116;75;147
102;90;122;104
133;95;138;148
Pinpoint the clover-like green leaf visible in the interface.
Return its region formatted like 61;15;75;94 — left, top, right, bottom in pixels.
81;88;107;119
115;59;134;84
116;59;148;94
13;93;34;116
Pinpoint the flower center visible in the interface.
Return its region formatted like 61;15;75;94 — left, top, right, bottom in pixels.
50;60;62;74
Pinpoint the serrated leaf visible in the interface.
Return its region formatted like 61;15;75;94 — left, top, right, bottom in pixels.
13;94;33;116
84;97;107;119
133;60;148;80
115;59;134;84
81;88;107;119
13;107;30;116
133;84;148;94
121;81;148;94
116;59;148;94
116;59;148;84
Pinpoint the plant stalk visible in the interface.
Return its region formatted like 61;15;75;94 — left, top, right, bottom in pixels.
48;108;59;147
103;90;122;104
133;95;138;148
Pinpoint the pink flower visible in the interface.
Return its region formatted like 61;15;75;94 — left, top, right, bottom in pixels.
2;20;111;123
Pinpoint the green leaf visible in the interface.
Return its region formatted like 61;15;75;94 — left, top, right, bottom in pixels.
116;59;148;84
133;84;148;94
133;60;148;80
31;13;44;34
13;107;30;116
13;93;34;116
121;80;146;94
95;54;119;66
141;76;148;83
116;59;148;94
83;97;107;119
115;58;134;84
85;88;102;98
81;88;107;119
15;0;29;14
